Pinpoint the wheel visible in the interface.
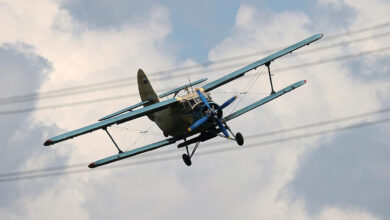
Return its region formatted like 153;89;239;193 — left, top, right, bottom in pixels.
182;154;192;166
235;132;244;146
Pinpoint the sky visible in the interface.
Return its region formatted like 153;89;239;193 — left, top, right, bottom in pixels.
0;0;390;219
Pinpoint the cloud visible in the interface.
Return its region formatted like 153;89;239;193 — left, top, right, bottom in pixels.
285;125;390;219
0;1;180;219
277;0;390;218
206;2;390;219
0;42;52;171
60;0;246;62
0;0;389;219
60;0;161;30
0;42;75;216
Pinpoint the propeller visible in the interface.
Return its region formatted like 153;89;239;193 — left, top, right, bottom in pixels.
187;89;237;138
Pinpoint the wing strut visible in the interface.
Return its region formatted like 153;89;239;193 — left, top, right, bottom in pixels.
266;62;275;94
103;127;123;153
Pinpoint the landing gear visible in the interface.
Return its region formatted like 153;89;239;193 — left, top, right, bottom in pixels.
225;125;244;146
182;141;200;166
235;132;244;146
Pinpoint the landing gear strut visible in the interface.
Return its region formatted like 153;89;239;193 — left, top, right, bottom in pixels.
226;125;244;146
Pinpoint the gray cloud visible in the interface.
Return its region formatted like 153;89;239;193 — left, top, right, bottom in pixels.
310;1;357;33
0;42;52;168
347;55;390;82
0;43;69;209
279;1;390;218
284;124;390;219
61;0;159;29
60;0;242;62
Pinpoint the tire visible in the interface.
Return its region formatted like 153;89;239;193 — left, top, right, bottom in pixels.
182;154;192;166
236;132;244;146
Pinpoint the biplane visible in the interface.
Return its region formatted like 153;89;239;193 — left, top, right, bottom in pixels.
44;34;323;168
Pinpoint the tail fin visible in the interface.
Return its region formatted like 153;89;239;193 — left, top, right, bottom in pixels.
137;69;159;120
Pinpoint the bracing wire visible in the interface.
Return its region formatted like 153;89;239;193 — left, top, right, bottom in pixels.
229;66;266;114
0;115;389;183
1;106;390;182
1;22;390;105
1;45;389;116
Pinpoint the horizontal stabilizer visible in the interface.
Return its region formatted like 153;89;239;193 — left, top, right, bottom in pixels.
223;80;307;122
158;78;207;98
88;137;178;168
99;100;150;121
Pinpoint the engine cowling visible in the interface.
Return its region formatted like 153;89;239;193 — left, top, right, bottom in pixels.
193;102;222;123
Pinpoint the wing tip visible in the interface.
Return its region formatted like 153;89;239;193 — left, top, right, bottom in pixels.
44;139;53;146
88;162;97;168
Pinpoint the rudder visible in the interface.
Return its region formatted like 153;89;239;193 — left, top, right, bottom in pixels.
137;69;159;121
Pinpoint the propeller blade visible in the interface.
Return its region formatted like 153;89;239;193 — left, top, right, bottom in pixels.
188;115;209;132
196;89;211;109
216;119;229;138
217;95;237;111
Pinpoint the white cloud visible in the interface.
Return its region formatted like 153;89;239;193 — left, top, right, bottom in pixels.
206;2;390;219
319;207;379;220
1;0;390;219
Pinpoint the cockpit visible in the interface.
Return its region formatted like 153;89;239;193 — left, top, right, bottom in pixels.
180;92;212;111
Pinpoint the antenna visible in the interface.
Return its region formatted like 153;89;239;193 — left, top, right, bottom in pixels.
187;76;195;93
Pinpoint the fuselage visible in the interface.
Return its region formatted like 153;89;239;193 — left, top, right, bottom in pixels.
151;91;216;137
137;68;218;138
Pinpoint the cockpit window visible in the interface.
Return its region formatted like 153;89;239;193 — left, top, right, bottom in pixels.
182;101;191;110
182;93;212;110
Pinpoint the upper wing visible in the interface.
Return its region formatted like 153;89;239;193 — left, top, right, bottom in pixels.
98;100;150;121
99;78;208;121
88;137;179;168
44;98;179;146
202;34;323;92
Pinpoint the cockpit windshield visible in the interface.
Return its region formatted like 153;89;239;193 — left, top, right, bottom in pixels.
181;93;211;110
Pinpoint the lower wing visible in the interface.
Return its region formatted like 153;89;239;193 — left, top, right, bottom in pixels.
88;137;179;168
223;80;306;122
